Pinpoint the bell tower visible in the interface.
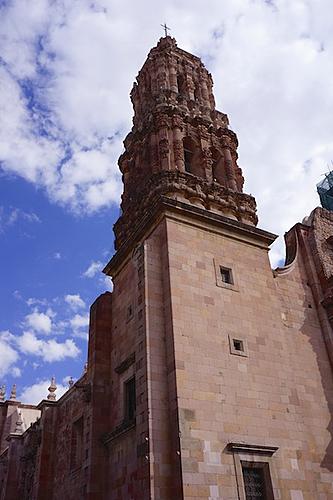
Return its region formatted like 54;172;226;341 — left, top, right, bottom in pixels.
114;35;257;250
103;36;277;499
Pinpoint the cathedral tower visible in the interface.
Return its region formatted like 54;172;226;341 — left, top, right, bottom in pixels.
113;36;257;250
103;36;333;499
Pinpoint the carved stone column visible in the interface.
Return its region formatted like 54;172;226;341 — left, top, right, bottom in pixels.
222;137;237;191
168;57;178;93
198;126;212;182
156;113;170;170
172;116;185;172
186;71;195;101
149;132;160;173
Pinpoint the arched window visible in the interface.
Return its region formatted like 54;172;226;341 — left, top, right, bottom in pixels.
194;83;200;102
183;138;193;173
183;137;203;177
177;74;186;95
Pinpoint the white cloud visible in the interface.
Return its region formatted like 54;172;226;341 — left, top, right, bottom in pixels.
104;275;113;291
65;294;86;310
7;208;40;225
83;260;103;278
25;310;52;334
53;252;62;260
0;0;122;213
0;331;20;378
26;297;49;307
83;261;112;290
0;0;332;259
0;65;63;186
17;331;80;362
20;379;68;405
0;206;40;232
70;313;89;330
11;367;22;377
69;313;89;340
13;290;23;300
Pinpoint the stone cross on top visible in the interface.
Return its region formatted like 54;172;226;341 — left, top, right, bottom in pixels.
160;23;171;37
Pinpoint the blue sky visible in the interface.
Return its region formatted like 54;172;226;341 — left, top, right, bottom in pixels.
0;172;116;401
0;0;332;403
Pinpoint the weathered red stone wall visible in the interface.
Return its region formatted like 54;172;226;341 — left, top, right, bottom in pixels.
104;246;149;499
144;221;183;498
0;292;114;500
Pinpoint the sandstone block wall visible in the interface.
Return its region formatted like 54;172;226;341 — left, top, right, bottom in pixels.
162;213;333;499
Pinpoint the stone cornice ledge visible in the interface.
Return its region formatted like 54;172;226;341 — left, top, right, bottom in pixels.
227;442;278;456
104;196;277;276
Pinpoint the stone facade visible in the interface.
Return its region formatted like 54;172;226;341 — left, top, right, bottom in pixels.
1;36;333;499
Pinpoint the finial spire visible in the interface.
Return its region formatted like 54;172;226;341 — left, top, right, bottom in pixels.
14;411;23;433
47;377;57;401
10;384;16;401
68;376;74;388
160;22;171;37
0;385;5;402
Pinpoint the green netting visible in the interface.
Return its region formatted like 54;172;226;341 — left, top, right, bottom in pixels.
317;172;333;211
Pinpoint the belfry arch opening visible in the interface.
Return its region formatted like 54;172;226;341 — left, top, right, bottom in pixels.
183;137;203;177
194;83;200;102
177;74;186;95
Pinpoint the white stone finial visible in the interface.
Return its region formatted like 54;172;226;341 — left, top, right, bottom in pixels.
15;411;23;433
0;385;6;402
47;377;57;401
10;384;17;401
83;362;88;374
68;376;74;388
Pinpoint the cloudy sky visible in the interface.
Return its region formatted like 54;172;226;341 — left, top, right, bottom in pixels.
0;0;332;404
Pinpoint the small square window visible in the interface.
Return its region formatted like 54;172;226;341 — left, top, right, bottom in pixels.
220;266;233;284
214;259;238;291
229;334;248;357
233;339;244;352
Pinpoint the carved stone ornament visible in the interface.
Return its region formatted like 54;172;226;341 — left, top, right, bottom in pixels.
113;36;257;250
174;140;184;161
159;138;170;159
155;113;170;130
172;115;183;129
114;171;258;249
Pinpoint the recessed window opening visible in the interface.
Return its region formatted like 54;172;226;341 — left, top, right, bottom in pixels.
177;74;186;95
184;146;193;173
233;339;244;352
183;137;203;177
220;266;233;285
241;461;274;500
124;377;136;423
70;417;84;470
194;83;200;101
